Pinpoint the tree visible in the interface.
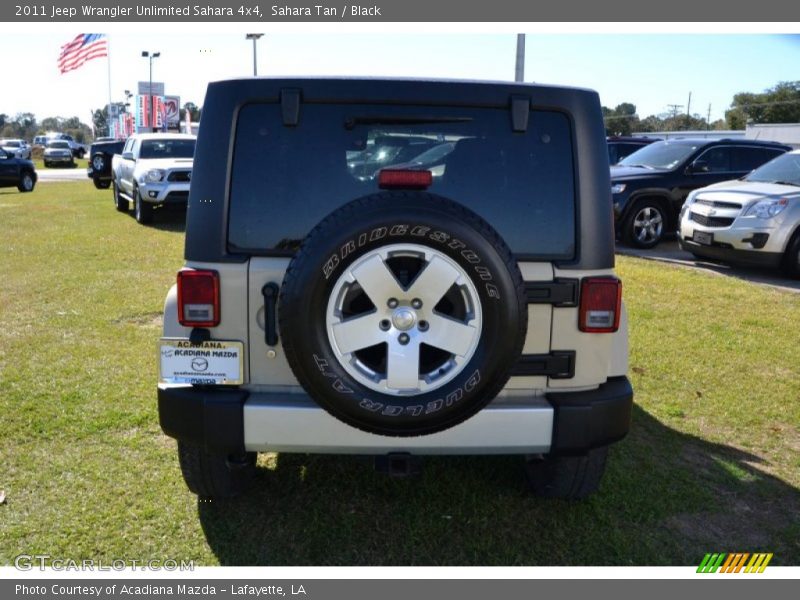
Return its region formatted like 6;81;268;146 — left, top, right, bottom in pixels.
92;107;109;138
182;102;201;122
602;102;639;136
726;81;800;128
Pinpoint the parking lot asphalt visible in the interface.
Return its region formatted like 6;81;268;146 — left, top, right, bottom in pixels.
617;239;800;294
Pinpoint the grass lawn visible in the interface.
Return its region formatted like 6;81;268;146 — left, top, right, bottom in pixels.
0;181;798;566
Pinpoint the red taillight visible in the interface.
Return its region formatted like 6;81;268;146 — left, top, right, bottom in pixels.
579;277;622;333
177;269;220;327
378;169;433;190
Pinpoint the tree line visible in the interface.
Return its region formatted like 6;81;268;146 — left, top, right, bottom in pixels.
603;81;800;136
5;81;800;142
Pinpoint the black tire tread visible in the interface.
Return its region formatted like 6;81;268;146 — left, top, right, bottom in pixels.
525;446;609;500
177;441;256;499
781;227;800;279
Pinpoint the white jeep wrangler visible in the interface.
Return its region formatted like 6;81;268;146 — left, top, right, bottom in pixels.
158;78;632;500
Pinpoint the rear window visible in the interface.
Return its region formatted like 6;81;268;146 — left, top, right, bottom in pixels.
228;103;576;259
139;138;195;159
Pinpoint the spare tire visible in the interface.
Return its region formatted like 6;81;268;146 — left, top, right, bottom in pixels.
279;192;527;437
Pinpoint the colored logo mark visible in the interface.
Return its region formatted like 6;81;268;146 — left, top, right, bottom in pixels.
697;553;773;573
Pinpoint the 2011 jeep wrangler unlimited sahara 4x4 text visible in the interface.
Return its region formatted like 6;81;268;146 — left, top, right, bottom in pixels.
157;78;633;500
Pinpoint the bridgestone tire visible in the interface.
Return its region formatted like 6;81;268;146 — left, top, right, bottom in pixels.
177;441;256;499
524;446;609;500
279;192;527;437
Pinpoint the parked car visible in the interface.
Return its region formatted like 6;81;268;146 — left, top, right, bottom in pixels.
43;140;75;168
34;133;86;158
111;133;195;224
0;138;32;160
679;149;800;277
86;138;125;189
157;77;632;501
0;148;37;192
607;136;660;165
611;138;791;248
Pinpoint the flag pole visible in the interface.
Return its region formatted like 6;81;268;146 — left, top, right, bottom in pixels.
106;34;113;138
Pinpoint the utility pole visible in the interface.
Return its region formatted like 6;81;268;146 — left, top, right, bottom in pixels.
686;92;692;120
707;104;712;130
514;34;525;82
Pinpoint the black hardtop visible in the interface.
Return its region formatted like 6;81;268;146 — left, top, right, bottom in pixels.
185;77;615;271
89;139;125;154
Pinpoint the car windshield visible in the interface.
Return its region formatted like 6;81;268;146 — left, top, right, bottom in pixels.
3;141;21;148
139;138;195;159
617;141;699;170
744;152;800;186
48;141;70;149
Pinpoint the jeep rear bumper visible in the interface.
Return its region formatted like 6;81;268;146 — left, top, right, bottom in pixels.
158;376;632;456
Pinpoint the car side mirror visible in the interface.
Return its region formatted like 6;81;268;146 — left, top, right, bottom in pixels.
122;151;134;161
688;160;710;174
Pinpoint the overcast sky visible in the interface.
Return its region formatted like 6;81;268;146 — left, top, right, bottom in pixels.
1;27;798;125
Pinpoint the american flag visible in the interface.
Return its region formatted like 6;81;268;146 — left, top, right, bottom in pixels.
58;34;108;74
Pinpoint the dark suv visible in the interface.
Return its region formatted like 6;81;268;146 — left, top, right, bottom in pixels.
157;78;632;500
611;138;791;248
86;138;125;189
607;136;660;165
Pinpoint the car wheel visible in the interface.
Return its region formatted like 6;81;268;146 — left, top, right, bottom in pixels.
524;446;609;500
134;186;154;224
76;148;85;159
278;192;528;437
177;441;256;499
623;200;666;249
782;230;800;279
43;161;51;168
93;179;111;190
91;153;105;172
17;171;35;192
113;181;128;212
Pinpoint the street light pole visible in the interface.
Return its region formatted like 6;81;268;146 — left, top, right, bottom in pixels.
245;34;264;76
141;50;161;132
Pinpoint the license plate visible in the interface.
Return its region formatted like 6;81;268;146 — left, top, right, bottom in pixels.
159;339;243;385
693;230;713;246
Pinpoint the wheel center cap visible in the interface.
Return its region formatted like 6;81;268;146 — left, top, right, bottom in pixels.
392;308;416;331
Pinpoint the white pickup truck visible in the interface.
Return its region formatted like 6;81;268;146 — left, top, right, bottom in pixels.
111;133;196;224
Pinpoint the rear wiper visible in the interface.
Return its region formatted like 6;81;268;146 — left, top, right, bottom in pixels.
344;115;473;129
622;164;655;169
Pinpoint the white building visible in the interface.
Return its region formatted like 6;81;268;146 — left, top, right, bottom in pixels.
745;123;800;149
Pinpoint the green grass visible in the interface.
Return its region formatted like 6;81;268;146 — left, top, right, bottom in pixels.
1;181;799;566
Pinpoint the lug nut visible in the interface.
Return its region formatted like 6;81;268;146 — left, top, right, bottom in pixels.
411;298;423;309
398;333;410;345
418;320;429;332
387;298;399;308
379;319;391;331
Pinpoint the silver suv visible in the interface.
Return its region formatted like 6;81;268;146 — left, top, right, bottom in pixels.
157;78;633;500
679;149;800;277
